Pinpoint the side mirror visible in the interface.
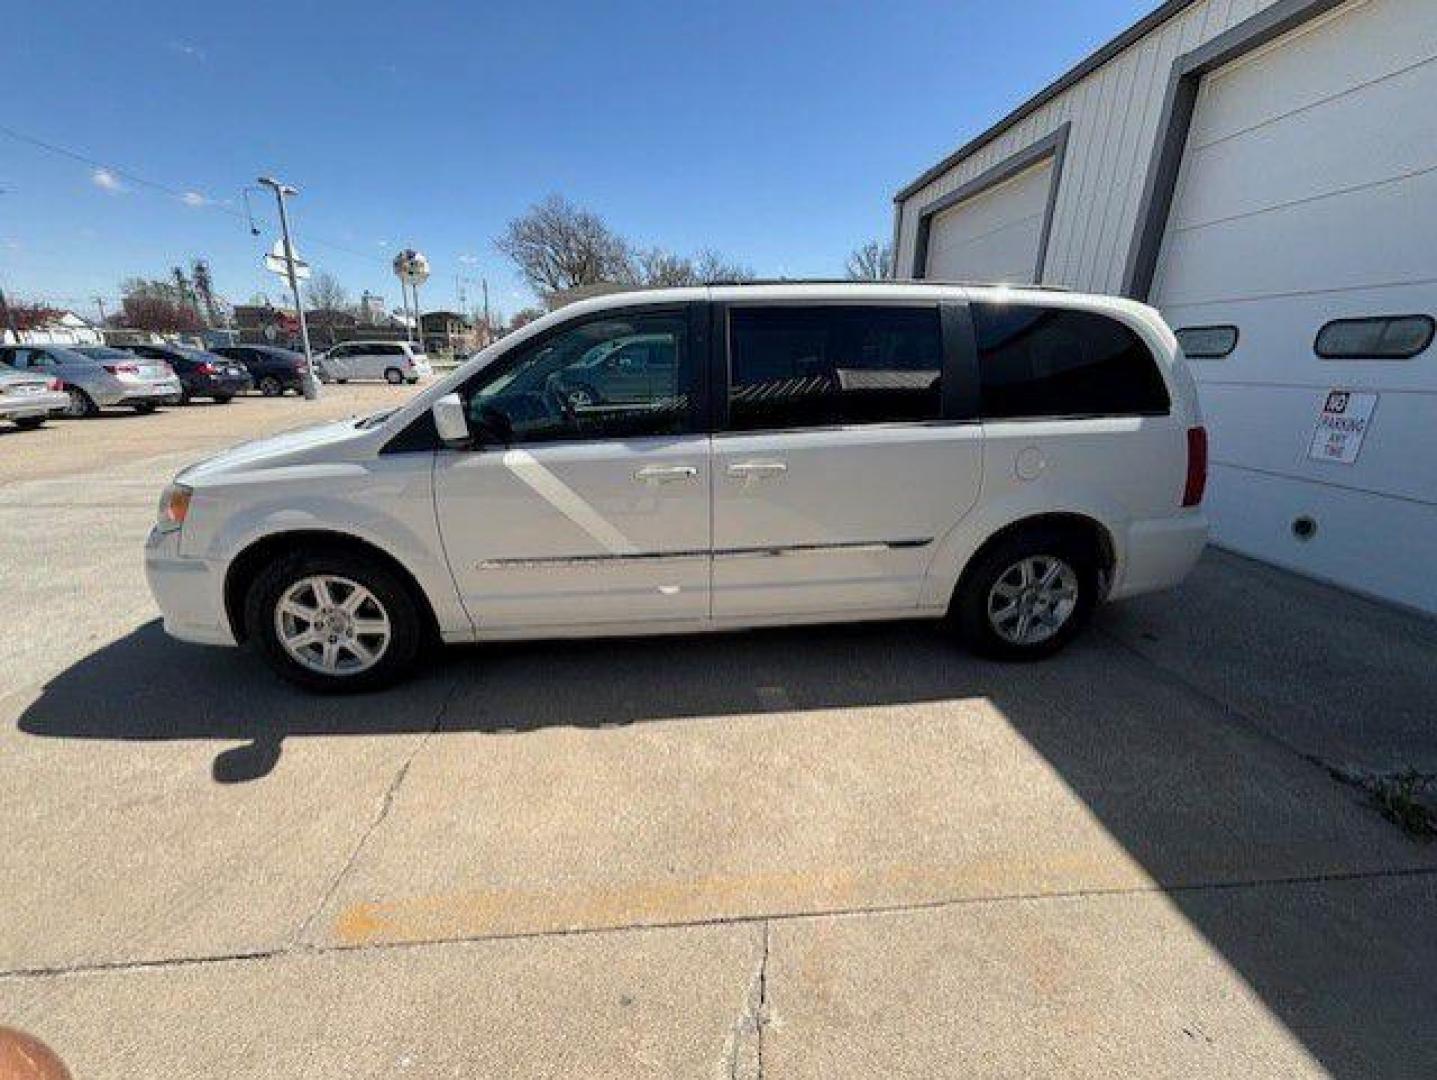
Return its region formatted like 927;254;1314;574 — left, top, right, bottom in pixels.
431;393;470;447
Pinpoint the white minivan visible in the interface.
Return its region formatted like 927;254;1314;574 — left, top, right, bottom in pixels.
317;340;432;384
146;283;1208;691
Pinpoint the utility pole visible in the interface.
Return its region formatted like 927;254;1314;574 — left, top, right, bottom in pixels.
94;296;107;326
257;175;321;400
482;277;490;340
0;188;14;343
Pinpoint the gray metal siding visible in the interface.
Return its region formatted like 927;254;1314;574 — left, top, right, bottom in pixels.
895;0;1277;291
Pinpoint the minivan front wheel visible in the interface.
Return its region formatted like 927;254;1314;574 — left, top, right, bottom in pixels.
245;550;424;691
954;529;1096;661
384;367;404;384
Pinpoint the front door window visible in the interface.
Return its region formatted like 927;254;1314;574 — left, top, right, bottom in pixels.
465;313;694;445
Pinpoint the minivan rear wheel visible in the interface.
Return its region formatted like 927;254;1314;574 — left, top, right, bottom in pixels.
384;367;404;384
954;528;1096;661
245;549;424;692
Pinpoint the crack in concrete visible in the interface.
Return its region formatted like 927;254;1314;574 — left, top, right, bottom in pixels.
288;674;463;950
4;865;1434;985
724;921;769;1080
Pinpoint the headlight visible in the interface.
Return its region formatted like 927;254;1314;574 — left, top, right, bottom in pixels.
157;483;193;529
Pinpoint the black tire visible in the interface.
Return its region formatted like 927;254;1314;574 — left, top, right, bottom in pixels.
213;394;234;404
63;387;99;418
13;416;45;430
383;367;404;385
953;527;1098;661
244;548;426;693
132;402;158;415
336;379;348;385
257;376;283;397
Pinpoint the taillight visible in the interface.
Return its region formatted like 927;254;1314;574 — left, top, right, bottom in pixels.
196;362;216;375
47;378;62;391
102;363;140;375
1183;426;1208;507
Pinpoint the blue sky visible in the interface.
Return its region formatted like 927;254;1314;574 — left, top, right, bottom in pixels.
2;0;1154;322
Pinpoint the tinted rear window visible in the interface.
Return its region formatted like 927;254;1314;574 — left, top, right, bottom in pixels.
727;305;943;431
973;304;1169;419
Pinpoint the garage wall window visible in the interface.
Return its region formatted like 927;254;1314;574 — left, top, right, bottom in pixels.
1315;315;1434;360
727;306;943;431
1175;325;1239;360
973;304;1170;419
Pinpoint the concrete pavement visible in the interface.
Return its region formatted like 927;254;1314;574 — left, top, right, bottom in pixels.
2;388;1435;1078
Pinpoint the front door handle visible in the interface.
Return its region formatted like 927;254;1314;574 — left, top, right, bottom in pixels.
727;460;788;479
635;464;699;484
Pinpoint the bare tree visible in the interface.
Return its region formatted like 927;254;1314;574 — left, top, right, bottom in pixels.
495;195;631;296
630;247;696;288
624;246;755;288
509;307;545;332
304;271;350;313
692;249;755;284
845;241;894;280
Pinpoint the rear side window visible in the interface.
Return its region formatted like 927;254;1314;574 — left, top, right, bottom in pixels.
973;304;1169;419
1315;315;1433;360
727;305;942;431
1176;325;1239;359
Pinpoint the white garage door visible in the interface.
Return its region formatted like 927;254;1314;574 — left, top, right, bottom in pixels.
1153;0;1437;612
925;158;1053;283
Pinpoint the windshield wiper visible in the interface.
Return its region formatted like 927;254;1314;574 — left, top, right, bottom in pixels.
355;409;397;430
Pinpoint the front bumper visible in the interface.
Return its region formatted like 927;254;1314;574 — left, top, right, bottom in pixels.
144;526;236;646
0;390;69;418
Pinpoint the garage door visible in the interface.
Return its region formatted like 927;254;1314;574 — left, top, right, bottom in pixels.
925;158;1053;283
1152;0;1437;612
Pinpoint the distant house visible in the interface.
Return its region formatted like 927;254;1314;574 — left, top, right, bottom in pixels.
233;304;299;346
419;310;478;355
2;310;103;346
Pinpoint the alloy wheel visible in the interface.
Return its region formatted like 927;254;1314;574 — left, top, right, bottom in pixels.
986;555;1079;646
274;575;392;675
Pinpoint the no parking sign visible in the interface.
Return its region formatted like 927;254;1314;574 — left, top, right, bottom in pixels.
1308;389;1378;465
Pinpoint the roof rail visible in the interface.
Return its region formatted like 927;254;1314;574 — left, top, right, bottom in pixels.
704;278;1071;292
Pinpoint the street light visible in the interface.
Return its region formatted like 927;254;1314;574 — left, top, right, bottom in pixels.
256;175;321;400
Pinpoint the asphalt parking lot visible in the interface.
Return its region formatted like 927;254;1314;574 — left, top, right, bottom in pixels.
2;387;1435;1078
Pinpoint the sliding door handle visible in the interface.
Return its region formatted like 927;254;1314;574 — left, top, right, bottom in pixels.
727;460;788;479
634;464;699;484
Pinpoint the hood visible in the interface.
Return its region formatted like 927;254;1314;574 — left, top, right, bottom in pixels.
178;417;374;485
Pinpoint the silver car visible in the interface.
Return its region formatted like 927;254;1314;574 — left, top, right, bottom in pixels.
0;365;69;429
0;344;182;417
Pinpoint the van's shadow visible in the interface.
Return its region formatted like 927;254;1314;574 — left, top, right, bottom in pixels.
16;616;1437;1076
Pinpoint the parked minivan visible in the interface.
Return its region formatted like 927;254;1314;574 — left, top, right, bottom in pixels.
146;283;1208;691
317;340;431;384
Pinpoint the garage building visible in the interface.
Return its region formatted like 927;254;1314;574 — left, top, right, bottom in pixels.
893;0;1436;613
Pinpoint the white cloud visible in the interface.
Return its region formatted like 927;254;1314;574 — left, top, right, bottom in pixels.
91;168;123;192
181;191;207;207
458;253;479;266
169;41;206;61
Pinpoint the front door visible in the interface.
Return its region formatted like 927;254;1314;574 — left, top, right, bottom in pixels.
711;302;983;619
434;305;711;632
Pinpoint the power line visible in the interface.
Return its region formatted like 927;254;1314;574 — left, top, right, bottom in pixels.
0;123;396;269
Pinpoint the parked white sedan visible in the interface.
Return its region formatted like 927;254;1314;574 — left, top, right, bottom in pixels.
146;282;1208;692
